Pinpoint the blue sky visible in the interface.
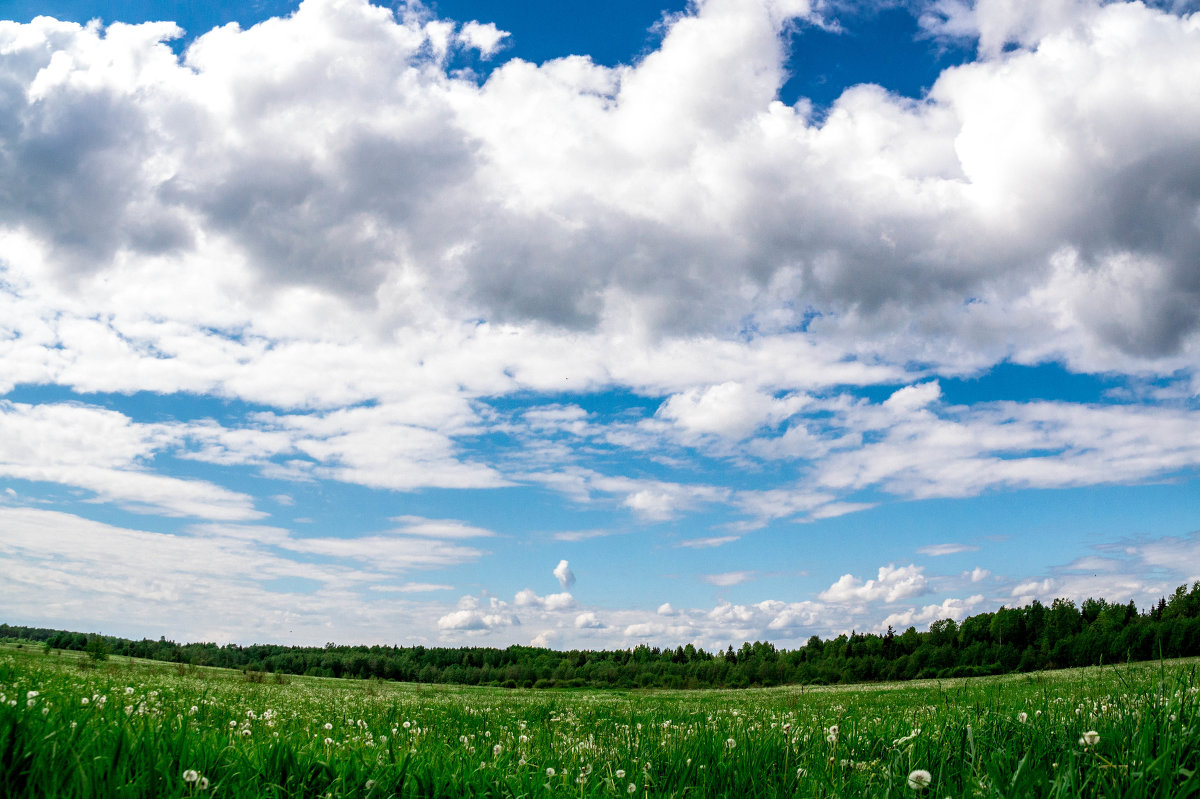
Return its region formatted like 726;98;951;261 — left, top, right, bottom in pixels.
2;0;1200;651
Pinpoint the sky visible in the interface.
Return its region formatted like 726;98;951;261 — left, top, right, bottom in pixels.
1;0;1200;653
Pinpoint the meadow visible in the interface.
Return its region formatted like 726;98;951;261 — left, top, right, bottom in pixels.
2;643;1199;797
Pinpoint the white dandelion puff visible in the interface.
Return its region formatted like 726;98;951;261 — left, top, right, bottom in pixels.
907;769;932;790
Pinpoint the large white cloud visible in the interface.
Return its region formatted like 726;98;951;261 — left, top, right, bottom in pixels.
2;0;1199;366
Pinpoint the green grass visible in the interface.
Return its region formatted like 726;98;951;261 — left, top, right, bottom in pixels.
2;644;1199;797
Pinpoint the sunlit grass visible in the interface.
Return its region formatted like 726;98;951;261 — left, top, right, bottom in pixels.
2;644;1199;796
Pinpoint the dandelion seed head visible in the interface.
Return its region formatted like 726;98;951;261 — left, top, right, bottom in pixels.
907;769;932;790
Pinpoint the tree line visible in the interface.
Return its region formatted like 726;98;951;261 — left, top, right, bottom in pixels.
6;583;1200;689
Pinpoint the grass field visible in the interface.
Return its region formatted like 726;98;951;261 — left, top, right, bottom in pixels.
2;643;1199;797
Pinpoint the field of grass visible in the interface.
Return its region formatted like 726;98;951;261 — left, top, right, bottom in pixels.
2;643;1199;797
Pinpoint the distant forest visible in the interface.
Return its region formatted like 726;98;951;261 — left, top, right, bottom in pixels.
7;584;1200;689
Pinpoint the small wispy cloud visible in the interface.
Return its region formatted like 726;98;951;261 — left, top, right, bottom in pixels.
369;582;455;593
552;528;623;542
917;543;980;557
675;535;740;549
702;570;755;587
391;515;495;539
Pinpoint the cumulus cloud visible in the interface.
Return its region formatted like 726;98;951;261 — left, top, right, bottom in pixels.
437;595;519;631
968;567;991;582
655;382;807;441
879;594;986;632
819;564;929;603
553;559;575;590
458;21;509;57
574;611;606;629
2;0;1199;365
514;588;577;611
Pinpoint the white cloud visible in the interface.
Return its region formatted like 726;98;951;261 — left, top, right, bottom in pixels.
819;564;929;604
656;382;806;441
437;595;519;631
918;542;980;556
883;382;942;414
554;559;576;590
514;588;577;611
879;595;986;632
370;582;454;593
702;570;756;587
280;532;485;572
675;535;741;549
458;21;509;57
2;0;1198;377
574;611;606;629
1011;578;1057;599
0;401;261;520
390;516;495;539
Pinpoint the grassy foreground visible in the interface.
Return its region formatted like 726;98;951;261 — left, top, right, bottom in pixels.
2;644;1199;797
